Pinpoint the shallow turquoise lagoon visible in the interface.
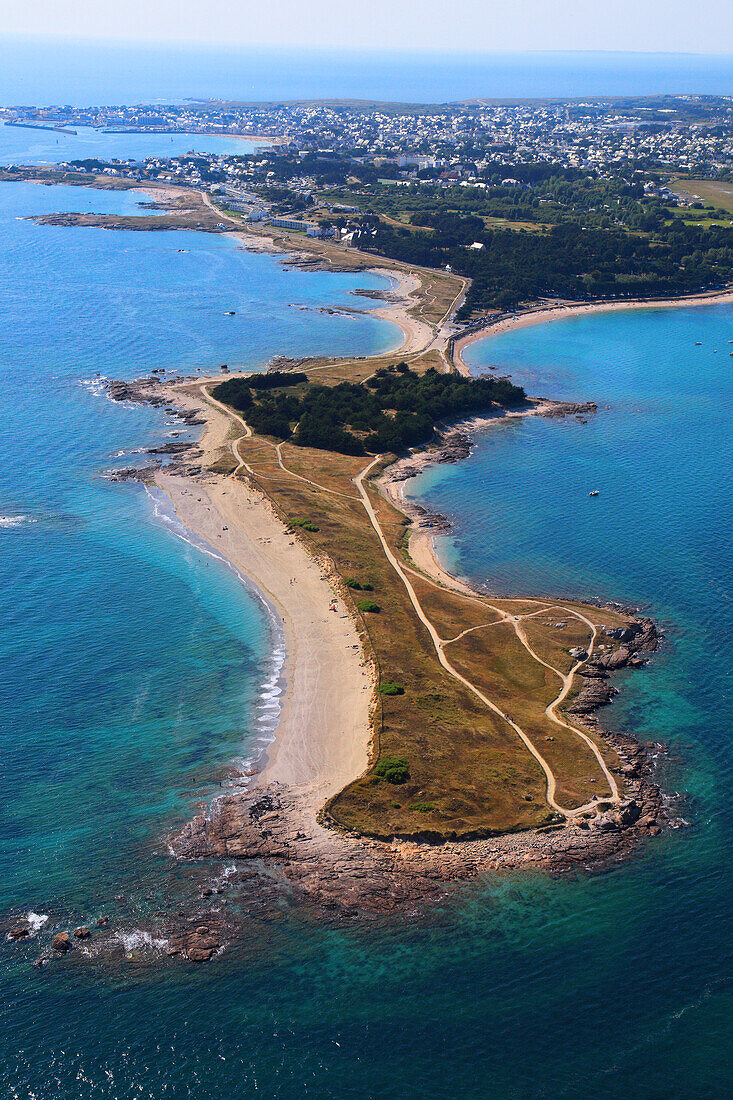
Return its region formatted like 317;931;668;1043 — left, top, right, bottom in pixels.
1;167;731;1096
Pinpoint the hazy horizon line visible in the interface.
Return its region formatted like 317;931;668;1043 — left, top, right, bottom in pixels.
3;34;733;60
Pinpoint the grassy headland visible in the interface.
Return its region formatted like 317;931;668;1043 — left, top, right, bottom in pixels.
205;357;635;840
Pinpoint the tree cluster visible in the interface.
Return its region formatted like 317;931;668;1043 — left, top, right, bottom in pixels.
213;365;525;455
359;218;733;314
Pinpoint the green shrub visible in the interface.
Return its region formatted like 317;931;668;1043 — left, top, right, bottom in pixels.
409;801;436;814
345;578;374;591
357;599;380;613
378;680;405;696
374;756;410;784
238;366;526;456
290;518;319;532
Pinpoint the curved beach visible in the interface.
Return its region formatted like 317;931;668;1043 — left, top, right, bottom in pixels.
453;287;733;374
156;388;373;811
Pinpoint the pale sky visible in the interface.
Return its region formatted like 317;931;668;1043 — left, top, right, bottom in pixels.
2;0;733;54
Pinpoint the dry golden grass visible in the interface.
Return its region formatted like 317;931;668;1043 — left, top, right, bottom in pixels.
669;177;733;214
408;575;503;641
521;614;594;676
444;623;615;807
234;428;552;836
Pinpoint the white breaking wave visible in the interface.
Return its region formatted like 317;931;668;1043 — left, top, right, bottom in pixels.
111;447;147;459
27;912;49;932
0;514;34;528
78;376;109;400
144;485;287;772
114;929;169;953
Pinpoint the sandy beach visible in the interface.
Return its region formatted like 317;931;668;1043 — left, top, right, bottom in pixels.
364;268;435;355
154;387;373;812
453;288;733;373
137;246;437;813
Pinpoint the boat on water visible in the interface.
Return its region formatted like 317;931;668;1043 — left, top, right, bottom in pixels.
589;490;600;497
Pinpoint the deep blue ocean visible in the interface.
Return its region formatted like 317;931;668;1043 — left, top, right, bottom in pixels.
1;115;731;1096
1;39;733;104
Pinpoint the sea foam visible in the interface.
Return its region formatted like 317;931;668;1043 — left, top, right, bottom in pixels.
144;485;287;773
0;514;33;528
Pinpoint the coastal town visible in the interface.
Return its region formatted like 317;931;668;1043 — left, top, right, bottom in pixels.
5;94;733;175
6;94;733;319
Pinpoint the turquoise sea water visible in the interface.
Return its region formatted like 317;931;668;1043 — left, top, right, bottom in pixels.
1;130;731;1096
404;306;733;1092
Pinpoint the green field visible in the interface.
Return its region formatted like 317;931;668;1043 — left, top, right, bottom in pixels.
670;178;733;216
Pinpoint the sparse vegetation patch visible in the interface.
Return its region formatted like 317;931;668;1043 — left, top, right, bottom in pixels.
374;756;411;784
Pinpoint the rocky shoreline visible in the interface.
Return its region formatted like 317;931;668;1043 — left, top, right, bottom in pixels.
387;397;598;477
104;375;207;481
166;605;668;915
568;618;659;717
3;704;670;966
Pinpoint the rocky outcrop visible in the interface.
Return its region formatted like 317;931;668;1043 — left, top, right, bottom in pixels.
109;464;161;483
164;920;226;963
567;669;615;714
106;378;165;406
105;376;198;416
103;376;206;480
148;441;197;456
405;502;451;533
568;617;659;718
52;932;71;952
170;746;669;919
539;400;598;419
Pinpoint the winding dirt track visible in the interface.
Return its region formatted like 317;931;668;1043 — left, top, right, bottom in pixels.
202;381;618;819
354;458;617;818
